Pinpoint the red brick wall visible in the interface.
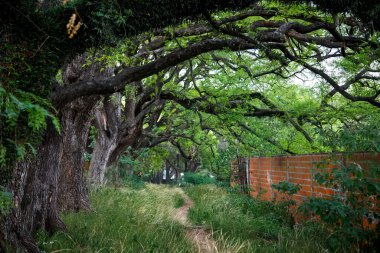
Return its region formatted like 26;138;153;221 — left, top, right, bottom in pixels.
233;152;380;202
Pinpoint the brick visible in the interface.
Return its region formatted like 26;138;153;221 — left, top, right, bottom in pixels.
288;173;312;179
271;176;287;182
292;194;307;202
239;152;379;220
299;185;312;192
314;187;335;195
271;171;287;177
297;190;312;197
288;178;310;185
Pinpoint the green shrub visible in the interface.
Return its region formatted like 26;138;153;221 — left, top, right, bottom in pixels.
104;163;145;189
272;181;301;196
185;184;328;252
272;180;301;225
299;159;380;251
183;172;216;185
122;175;145;190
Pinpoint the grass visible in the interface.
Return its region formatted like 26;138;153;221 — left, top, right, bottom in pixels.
37;183;330;253
185;184;329;253
37;184;193;253
173;193;186;208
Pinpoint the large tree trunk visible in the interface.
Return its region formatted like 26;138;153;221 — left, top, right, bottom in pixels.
88;121;117;186
106;124;143;167
188;159;200;172
59;53;114;193
20;122;65;235
89;123;142;185
107;99;142;166
88;96;121;186
0;54;114;252
1;121;64;253
165;160;170;184
106;97;141;168
88;83;166;185
58;96;99;212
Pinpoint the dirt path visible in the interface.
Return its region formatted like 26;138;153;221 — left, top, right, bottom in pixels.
172;189;220;253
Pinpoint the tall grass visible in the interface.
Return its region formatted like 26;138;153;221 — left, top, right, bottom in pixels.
37;184;193;253
185;184;329;253
37;183;331;253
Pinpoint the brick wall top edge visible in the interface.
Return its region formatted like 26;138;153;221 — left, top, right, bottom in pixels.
238;152;379;159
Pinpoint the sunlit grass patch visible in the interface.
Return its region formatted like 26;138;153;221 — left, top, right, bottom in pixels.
37;184;193;253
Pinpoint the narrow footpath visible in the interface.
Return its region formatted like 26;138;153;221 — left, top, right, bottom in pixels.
172;188;221;253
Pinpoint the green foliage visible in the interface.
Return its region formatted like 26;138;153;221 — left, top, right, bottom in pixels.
183;171;216;185
197;145;235;181
0;87;60;184
319;110;380;152
185;184;328;252
132;147;169;174
288;0;380;30
104;165;134;187
299;159;380;251
87;0;133;44
272;181;301;195
122;175;145;190
1;10;64;185
0;187;12;216
271;181;301;225
1;89;60;132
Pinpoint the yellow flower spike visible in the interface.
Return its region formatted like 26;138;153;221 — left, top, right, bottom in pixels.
66;13;82;38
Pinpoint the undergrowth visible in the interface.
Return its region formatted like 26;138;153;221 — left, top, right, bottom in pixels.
36;183;333;253
37;184;193;253
185;184;329;253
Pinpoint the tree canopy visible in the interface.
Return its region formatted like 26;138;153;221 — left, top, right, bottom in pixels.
1;0;380;252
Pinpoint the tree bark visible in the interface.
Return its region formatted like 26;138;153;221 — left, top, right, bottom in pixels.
57;53;113;211
0;54;115;252
107;96;142;166
88;96;121;186
20;122;65;235
107;123;143;168
1;121;64;253
57;96;99;212
165;160;170;184
88;89;155;185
